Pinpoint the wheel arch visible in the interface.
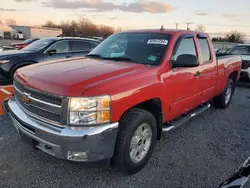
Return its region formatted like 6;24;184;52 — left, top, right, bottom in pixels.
228;71;238;84
10;61;37;78
119;98;163;140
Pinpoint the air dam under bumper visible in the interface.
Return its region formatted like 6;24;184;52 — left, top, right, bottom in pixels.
5;98;119;162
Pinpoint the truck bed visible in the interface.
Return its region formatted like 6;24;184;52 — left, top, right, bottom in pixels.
216;54;242;67
214;54;242;96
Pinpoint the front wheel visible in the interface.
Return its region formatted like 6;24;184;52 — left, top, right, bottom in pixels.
214;79;235;109
112;108;157;174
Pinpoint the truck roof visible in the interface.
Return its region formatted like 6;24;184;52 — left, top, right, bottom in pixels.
121;29;208;36
42;37;100;43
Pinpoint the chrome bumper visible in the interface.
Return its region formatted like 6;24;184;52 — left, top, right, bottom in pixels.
5;98;119;162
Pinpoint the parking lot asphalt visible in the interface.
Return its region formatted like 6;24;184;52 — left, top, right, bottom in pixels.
0;85;250;188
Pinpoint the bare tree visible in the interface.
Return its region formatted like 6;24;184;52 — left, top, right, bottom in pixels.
116;27;122;33
226;30;246;43
195;24;206;32
42;20;60;28
212;30;246;43
43;19;115;38
6;19;16;25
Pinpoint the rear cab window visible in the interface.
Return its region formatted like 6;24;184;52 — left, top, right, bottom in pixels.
198;38;211;63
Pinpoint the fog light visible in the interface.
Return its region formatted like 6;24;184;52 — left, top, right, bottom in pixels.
67;151;88;161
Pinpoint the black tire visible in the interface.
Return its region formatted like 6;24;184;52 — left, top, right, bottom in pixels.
214;79;235;109
112;108;157;174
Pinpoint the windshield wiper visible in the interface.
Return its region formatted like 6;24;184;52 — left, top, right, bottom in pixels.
86;54;103;59
103;57;141;64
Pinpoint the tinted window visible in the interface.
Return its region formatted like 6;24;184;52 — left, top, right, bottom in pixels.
22;38;56;51
90;43;98;50
173;38;197;60
229;46;250;55
198;39;211;62
71;41;90;52
22;38;33;44
89;33;171;65
47;41;69;53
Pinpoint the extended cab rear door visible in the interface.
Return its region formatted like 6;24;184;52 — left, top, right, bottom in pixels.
165;34;203;120
196;34;217;102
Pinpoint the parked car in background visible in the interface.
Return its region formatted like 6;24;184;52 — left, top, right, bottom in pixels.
3;29;241;174
227;44;250;80
2;38;40;51
12;38;40;50
0;37;100;82
219;156;250;188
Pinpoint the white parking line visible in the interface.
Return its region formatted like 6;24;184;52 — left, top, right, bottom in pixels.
0;89;12;95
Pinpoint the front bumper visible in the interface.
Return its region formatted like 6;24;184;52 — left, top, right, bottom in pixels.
4;98;119;162
241;68;250;79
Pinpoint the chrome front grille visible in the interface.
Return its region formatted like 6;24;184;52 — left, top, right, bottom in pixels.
13;80;65;125
14;81;62;105
242;60;250;70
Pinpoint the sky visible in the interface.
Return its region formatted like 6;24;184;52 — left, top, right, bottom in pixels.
0;0;250;35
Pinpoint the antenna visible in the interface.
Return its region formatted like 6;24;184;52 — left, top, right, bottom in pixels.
186;22;192;30
160;25;165;31
175;23;179;29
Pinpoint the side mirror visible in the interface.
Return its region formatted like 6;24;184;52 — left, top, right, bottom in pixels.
173;54;199;68
47;49;57;55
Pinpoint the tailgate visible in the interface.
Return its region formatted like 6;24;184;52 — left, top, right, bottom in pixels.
0;85;14;116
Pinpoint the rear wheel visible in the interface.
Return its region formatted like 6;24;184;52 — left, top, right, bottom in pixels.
214;79;235;109
112;108;157;174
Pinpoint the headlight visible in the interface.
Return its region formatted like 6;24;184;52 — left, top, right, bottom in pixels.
69;95;111;126
0;60;10;64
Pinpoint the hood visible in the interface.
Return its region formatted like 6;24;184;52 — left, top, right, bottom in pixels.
15;58;146;96
0;50;33;59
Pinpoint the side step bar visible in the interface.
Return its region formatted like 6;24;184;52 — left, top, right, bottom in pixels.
162;102;211;132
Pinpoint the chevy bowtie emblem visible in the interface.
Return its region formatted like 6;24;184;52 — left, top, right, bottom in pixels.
22;93;31;104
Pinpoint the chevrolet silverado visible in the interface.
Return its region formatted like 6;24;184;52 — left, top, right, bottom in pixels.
3;29;242;174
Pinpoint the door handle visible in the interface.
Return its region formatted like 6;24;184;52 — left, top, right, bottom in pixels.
194;71;202;77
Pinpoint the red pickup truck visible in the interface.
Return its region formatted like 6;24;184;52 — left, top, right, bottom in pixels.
3;29;241;174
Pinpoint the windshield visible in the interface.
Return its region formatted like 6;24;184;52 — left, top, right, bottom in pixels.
22;38;56;51
22;38;34;44
228;46;250;55
89;33;171;65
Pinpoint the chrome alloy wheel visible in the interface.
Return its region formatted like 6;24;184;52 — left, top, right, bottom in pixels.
225;84;233;104
129;123;152;163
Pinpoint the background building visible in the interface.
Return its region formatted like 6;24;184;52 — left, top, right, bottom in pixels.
0;24;17;39
9;25;62;39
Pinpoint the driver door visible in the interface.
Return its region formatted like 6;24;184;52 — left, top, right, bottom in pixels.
43;40;71;62
163;36;203;120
